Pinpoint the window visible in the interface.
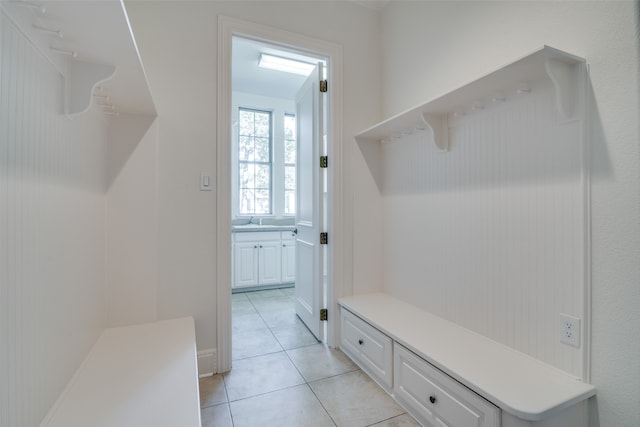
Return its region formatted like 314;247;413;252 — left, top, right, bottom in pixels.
238;108;272;215
284;113;296;215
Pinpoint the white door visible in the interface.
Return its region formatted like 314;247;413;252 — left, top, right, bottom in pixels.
295;63;324;340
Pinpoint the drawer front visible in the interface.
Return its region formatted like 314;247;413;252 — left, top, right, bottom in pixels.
394;344;499;427
341;309;393;389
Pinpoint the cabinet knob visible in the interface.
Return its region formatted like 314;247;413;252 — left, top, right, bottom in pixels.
429;395;436;404
254;245;258;248
283;244;286;247
358;339;364;345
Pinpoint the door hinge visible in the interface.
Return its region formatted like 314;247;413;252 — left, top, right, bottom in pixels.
319;80;328;93
320;156;328;169
320;232;328;245
320;308;328;321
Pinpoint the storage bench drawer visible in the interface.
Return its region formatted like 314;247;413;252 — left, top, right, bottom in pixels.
340;308;393;390
394;344;499;427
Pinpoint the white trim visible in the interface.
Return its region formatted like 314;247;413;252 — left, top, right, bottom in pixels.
217;16;344;372
197;348;217;378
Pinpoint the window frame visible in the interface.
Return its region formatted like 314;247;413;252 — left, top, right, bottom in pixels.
237;107;273;216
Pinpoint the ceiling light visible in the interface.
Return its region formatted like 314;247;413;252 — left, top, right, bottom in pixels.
258;54;315;76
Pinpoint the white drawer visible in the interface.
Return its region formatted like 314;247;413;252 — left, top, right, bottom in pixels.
340;308;393;390
394;344;499;427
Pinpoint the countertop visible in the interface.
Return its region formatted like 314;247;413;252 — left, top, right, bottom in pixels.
232;224;296;233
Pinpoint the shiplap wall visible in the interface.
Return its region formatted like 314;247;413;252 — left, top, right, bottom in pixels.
382;82;587;377
0;11;108;427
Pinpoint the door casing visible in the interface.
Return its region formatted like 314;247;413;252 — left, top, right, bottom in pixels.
216;16;344;373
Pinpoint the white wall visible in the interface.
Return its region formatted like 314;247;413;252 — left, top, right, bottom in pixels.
106;116;158;327
125;0;383;351
0;11;108;426
379;2;639;426
380;84;589;377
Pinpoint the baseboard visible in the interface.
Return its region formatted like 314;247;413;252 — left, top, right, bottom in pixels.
197;348;216;378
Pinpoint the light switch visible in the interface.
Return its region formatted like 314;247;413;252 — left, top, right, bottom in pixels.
200;172;213;191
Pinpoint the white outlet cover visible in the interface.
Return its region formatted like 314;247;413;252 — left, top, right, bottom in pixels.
560;313;581;347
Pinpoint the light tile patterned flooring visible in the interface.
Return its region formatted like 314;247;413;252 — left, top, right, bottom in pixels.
199;288;420;427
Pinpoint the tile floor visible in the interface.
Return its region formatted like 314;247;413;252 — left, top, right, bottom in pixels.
199;288;420;427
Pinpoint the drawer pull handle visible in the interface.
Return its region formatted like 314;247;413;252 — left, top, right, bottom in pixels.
429;395;436;404
358;339;364;345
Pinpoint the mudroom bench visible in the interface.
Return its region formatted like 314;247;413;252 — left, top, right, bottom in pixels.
338;293;596;427
40;317;201;427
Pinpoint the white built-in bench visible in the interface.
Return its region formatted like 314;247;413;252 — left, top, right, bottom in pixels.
338;293;596;427
40;317;201;427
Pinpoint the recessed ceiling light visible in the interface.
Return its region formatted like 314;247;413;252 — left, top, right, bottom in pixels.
258;54;315;76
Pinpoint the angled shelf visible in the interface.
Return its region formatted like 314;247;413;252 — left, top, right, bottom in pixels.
355;46;586;151
3;0;156;117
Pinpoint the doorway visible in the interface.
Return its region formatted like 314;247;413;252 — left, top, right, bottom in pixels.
216;16;344;373
230;35;324;344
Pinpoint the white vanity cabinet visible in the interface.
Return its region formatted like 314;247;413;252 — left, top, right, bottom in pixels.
232;229;297;289
233;231;281;288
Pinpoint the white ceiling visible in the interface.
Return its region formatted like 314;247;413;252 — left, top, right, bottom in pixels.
232;37;322;100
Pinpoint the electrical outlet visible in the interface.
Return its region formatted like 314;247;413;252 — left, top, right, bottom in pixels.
560;313;581;347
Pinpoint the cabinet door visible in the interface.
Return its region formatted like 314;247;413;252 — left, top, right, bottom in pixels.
258;241;281;285
281;239;296;283
234;242;259;288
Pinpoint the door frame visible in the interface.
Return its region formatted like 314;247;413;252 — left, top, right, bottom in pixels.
216;16;344;373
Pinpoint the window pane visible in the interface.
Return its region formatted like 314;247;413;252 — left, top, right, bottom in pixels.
239;163;253;188
255;189;270;214
255;164;271;189
239;136;253;161
255;112;270;137
285;165;296;190
284;139;296;164
284;190;295;215
254;137;270;162
239;111;254;135
284;114;296;140
240;189;254;214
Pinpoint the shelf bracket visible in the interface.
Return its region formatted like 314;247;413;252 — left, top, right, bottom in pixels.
66;60;116;115
420;112;449;152
544;58;580;121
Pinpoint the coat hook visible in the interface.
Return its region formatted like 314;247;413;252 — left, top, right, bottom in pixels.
50;46;77;58
33;23;63;38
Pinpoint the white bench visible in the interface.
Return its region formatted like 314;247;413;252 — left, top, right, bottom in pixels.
40;317;201;427
339;293;596;427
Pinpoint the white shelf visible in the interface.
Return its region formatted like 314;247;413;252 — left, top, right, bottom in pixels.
355;46;585;151
339;293;596;422
3;0;156;117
